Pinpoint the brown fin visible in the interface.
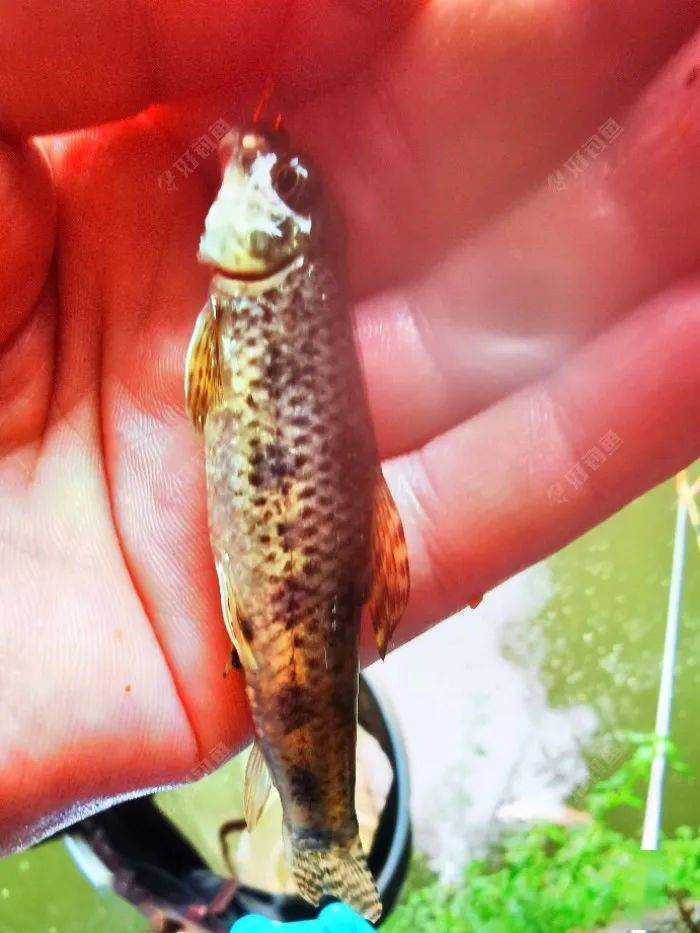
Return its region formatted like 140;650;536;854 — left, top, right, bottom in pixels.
185;298;221;432
243;742;272;831
215;555;258;671
367;470;410;660
289;834;381;923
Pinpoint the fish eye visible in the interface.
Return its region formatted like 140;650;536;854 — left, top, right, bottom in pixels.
239;131;269;169
241;130;269;153
272;156;316;212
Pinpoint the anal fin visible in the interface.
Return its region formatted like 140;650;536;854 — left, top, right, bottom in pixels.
243;741;272;831
367;470;410;660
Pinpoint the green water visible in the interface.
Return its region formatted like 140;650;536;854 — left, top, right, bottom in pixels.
503;472;700;834
1;473;698;931
0;842;143;933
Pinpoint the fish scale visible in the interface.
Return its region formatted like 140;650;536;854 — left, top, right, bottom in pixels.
206;260;376;848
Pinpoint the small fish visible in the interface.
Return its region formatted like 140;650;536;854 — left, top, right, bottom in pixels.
184;125;410;922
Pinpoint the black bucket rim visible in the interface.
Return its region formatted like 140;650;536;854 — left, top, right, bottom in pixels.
63;673;411;928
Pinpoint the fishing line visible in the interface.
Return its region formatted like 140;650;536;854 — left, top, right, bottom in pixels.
252;0;296;128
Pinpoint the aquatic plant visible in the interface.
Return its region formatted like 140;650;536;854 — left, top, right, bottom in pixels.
384;734;700;933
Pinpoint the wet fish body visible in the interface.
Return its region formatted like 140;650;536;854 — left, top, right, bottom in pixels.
185;127;409;921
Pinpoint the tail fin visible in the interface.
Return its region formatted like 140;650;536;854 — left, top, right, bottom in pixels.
289;835;381;923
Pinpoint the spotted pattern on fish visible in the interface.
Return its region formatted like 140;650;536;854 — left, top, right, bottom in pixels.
187;126;410;922
205;259;375;847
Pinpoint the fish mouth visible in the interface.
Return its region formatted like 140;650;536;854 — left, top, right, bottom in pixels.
209;255;305;298
212;255;304;288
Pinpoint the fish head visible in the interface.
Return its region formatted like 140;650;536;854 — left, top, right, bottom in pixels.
199;126;327;281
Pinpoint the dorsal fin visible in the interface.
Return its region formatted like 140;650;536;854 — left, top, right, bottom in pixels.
366;470;410;659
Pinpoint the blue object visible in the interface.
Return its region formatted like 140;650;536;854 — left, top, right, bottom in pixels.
231;903;375;932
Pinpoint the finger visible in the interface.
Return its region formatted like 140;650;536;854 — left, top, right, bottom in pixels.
289;1;700;293
1;0;418;136
386;279;700;646
0;139;54;345
357;23;700;456
0;139;56;455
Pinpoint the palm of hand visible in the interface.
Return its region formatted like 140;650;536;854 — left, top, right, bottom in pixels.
1;2;699;849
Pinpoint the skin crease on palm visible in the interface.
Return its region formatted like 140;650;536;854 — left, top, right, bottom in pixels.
0;0;699;853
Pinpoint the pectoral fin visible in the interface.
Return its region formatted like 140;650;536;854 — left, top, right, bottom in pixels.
243;742;273;831
367;470;410;660
185;298;221;432
215;555;258;672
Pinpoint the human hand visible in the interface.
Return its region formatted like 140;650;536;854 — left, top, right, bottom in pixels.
1;1;698;851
